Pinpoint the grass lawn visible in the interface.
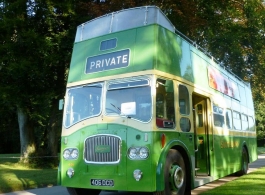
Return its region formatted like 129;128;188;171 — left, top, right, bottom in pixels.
257;147;265;154
0;154;57;193
200;167;265;195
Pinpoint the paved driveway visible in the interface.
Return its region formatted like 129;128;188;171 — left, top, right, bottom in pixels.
0;187;148;195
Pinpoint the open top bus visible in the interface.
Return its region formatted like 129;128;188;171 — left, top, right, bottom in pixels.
58;6;257;195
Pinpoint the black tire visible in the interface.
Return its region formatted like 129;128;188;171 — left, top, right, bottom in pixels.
67;187;101;195
154;149;186;195
237;147;249;176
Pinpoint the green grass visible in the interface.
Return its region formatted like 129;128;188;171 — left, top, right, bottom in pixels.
200;167;265;195
0;154;57;193
257;147;265;154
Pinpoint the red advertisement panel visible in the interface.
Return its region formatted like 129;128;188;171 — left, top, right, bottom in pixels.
208;67;239;99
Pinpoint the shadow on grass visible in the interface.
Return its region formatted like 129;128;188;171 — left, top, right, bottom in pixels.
0;154;57;193
0;168;57;193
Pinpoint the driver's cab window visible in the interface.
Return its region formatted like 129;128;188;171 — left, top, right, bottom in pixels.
156;78;175;128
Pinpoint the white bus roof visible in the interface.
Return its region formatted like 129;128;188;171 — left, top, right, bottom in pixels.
74;6;175;42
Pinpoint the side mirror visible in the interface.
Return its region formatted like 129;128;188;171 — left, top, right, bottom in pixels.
59;99;64;110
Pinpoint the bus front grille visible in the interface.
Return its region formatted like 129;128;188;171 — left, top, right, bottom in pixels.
84;135;121;164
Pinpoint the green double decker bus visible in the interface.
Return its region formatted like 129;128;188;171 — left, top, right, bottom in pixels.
57;6;257;195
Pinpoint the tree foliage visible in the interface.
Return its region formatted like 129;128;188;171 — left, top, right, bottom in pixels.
1;0;265;161
0;0;79;163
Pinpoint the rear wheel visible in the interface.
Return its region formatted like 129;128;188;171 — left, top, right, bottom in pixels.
67;187;101;195
154;149;186;195
237;147;249;176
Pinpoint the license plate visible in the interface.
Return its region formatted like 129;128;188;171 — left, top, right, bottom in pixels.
90;179;114;187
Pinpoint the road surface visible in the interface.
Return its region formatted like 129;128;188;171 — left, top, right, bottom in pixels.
0;187;150;195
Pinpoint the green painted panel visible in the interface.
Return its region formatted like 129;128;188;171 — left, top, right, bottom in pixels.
177;37;194;82
191;50;209;88
156;27;181;76
67;26;157;83
210;134;257;179
61;124;158;191
67;24;198;84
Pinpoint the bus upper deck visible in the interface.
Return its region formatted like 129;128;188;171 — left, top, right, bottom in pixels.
67;6;254;117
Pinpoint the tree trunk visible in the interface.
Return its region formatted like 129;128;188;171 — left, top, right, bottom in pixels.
47;100;61;157
47;121;58;157
17;107;36;163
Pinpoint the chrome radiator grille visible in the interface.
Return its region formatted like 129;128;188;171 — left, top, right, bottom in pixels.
84;135;121;164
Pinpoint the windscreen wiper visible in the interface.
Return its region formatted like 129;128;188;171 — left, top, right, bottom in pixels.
110;103;131;119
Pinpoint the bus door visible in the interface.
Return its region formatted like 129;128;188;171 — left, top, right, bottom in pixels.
193;97;210;176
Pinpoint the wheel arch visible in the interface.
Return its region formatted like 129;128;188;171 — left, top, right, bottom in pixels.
155;140;193;192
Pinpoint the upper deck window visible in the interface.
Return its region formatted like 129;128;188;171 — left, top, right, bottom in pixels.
100;38;117;51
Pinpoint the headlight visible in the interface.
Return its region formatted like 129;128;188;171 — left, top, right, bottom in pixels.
71;149;78;159
63;148;79;160
63;149;70;159
128;148;137;159
128;147;149;160
139;147;148;159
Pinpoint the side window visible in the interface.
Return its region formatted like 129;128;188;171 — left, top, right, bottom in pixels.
156;79;175;128
241;114;248;131
179;85;191;132
196;104;203;127
225;109;233;129
233;111;241;130
213;104;224;127
179;85;190;115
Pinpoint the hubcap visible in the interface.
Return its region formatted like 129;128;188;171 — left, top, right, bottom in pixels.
170;165;184;189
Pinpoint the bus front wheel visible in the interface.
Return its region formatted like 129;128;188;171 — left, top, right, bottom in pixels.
67;187;101;195
154;149;186;195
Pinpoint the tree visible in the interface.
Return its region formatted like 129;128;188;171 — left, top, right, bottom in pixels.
0;0;77;162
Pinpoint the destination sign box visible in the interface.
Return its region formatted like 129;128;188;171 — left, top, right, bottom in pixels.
86;49;130;74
